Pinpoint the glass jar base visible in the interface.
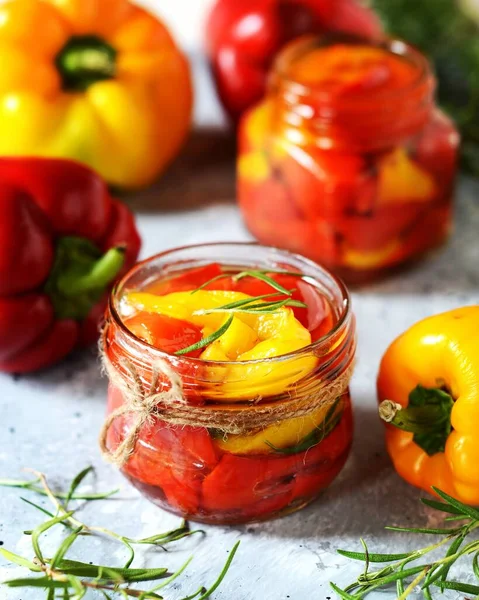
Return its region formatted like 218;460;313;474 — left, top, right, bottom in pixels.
125;472;327;524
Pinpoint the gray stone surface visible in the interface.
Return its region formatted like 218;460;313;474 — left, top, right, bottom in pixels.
0;178;478;600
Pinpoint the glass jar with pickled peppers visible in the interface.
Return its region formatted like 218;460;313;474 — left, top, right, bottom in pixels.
101;243;356;524
237;35;459;281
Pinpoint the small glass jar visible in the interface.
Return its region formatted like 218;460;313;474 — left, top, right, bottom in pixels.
102;243;356;524
237;34;459;282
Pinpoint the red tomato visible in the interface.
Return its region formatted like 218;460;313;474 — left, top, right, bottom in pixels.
125;312;203;358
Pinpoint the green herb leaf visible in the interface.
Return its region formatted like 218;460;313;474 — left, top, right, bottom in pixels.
4;576;70;589
384;525;462;535
147;556;193;592
0;477;118;501
53;559;170;583
51;527;84;569
31;511;75;563
197;541;240;599
435;580;479;594
420;497;464;515
20;496;58;521
432;487;479;521
190;273;230;293
0;548;42;571
64;466;95;508
175;315;234;355
234;270;293;295
190;268;305;296
329;582;357;600
337;549;414;562
193;293;288;313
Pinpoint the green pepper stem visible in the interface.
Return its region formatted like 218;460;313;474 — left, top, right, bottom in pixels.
55;35;117;91
57;247;125;296
379;385;454;456
379;400;449;435
44;236;126;321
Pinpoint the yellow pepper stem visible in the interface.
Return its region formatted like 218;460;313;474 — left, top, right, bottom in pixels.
55;35;117;91
379;385;454;456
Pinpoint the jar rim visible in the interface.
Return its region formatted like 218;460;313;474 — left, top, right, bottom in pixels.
108;241;353;367
271;33;434;107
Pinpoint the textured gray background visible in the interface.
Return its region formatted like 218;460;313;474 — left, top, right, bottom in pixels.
0;176;478;600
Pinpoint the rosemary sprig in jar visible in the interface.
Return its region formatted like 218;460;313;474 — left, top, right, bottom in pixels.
0;466;239;599
191;268;305;296
176;273;308;356
331;487;479;599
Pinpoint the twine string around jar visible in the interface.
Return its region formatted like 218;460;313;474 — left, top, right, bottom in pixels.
99;349;355;468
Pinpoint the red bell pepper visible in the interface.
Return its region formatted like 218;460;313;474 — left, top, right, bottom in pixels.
0;158;141;373
205;0;382;120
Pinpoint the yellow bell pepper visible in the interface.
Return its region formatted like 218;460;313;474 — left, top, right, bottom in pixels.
378;306;479;504
0;0;192;188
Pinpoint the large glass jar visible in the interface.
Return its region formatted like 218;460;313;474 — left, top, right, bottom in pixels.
238;35;459;282
101;243;356;524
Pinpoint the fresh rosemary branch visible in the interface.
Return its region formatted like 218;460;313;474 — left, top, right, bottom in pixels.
0;467;239;599
331;487;479;599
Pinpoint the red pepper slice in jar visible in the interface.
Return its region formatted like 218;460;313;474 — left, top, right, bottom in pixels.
125;313;204;358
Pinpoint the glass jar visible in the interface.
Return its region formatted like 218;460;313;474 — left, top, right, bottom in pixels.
237;34;459;282
101;243;356;524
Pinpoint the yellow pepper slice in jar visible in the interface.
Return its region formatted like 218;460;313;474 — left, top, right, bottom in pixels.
215;400;337;454
342;239;401;270
124;290;318;400
377;148;436;205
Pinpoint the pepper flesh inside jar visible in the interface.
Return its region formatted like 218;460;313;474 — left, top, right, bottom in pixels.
237;36;459;282
105;261;354;524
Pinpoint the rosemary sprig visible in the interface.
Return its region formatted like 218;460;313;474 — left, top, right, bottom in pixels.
175;314;234;356
332;487;479;599
2;468;201;567
192;296;307;316
0;467;239;599
191;268;304;295
177;283;306;356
